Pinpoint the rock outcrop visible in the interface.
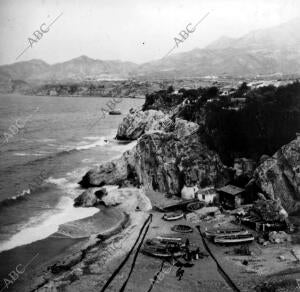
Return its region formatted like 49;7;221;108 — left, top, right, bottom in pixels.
79;150;136;188
134;132;230;194
234;158;256;179
251;199;288;222
254;136;300;214
173;118;199;138
116;109;167;140
74;189;99;207
81;115;231;196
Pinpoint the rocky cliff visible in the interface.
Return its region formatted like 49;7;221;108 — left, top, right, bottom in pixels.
80;109;231;195
254;136;300;214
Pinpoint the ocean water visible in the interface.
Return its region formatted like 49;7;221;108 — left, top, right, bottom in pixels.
0;93;143;287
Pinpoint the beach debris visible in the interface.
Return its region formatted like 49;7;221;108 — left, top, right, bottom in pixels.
171;224;193;233
234;245;251;256
277;255;285;261
162;211;184;221
195;206;221;217
268;231;291;244
242;260;249;266
185;212;201;223
185;206;221;223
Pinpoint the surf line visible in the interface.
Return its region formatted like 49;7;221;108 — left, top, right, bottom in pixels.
100;214;152;292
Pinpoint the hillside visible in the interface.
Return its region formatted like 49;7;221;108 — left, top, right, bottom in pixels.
1;18;300;84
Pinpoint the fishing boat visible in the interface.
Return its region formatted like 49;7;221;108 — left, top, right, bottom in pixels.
171;224;193;233
151;236;185;247
155;236;183;243
186;201;205;212
142;245;185;258
162;212;184;221
205;228;249;239
214;233;255;244
109;110;122;115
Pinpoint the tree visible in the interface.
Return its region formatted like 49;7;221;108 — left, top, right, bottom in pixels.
167;85;174;94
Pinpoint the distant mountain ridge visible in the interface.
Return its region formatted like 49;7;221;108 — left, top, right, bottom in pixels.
1;17;300;82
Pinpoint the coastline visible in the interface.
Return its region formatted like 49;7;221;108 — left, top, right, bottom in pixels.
20;187;149;292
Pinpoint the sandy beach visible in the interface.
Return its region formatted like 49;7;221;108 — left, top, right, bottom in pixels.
23;187;299;292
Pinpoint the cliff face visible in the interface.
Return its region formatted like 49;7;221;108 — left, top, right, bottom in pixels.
134;131;230;194
81;110;231;195
254;136;300;214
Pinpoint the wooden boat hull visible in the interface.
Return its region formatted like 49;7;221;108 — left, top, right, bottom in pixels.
205;229;249;239
142;247;185;258
109;111;122;115
171;225;193;233
186;201;205;212
214;235;254;244
162;212;184;221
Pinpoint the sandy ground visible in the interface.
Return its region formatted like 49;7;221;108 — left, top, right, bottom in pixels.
32;188;300;292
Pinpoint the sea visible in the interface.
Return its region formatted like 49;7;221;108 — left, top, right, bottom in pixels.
0;93;144;291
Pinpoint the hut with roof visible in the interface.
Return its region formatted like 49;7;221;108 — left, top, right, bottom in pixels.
217;184;245;209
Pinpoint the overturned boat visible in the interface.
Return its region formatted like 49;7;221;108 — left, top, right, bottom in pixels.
214;233;255;244
171;224;193;233
109;110;122;115
162;212;184;221
186;201;205;212
205;228;249;239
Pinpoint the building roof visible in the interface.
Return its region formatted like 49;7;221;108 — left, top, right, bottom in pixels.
217;185;245;196
200;187;217;196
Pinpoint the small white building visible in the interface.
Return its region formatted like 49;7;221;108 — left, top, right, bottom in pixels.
197;187;218;203
181;185;199;200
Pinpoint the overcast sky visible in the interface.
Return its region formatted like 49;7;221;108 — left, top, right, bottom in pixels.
0;0;299;65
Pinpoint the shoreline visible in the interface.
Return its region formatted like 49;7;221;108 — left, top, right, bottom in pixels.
26;187;149;291
32;211;131;291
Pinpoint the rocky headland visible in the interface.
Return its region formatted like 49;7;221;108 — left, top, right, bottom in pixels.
79;83;300;215
30;82;300;292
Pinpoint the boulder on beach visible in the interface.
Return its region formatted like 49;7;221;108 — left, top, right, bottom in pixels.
74;189;99;207
79;150;136;188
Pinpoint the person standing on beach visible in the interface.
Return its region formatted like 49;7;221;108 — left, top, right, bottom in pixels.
176;267;184;281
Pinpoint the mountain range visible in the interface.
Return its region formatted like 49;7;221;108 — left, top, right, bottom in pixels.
1;17;300;83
